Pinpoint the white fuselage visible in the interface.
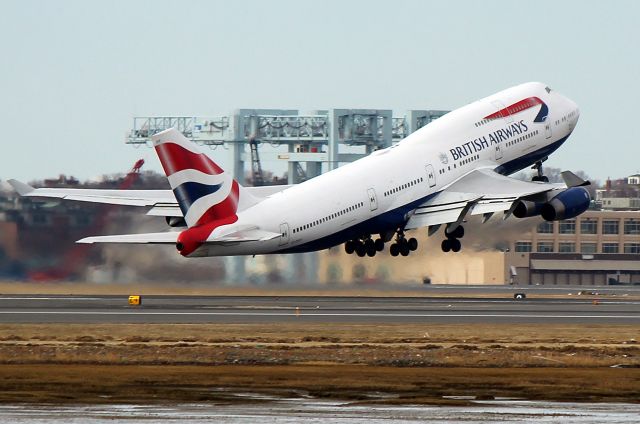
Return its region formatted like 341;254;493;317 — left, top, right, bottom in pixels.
193;82;580;257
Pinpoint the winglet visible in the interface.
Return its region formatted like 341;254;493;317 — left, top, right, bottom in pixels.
7;179;35;196
561;171;590;188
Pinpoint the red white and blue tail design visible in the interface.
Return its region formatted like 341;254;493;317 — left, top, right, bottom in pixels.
151;128;242;228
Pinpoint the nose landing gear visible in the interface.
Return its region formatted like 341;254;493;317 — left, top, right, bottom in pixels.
531;160;549;182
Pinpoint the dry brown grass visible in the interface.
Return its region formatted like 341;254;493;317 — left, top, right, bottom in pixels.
0;323;638;404
0;323;637;368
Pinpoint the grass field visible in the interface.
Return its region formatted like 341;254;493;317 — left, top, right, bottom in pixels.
0;323;638;404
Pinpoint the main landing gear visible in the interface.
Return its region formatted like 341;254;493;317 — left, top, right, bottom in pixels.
441;225;463;253
344;230;417;258
531;160;549;182
389;231;418;257
344;236;385;258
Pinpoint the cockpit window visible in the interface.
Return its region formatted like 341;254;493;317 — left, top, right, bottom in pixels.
545;86;552;93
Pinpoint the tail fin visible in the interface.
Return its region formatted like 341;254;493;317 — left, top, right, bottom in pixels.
151;128;257;227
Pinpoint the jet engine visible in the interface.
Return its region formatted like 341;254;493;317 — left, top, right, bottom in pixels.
541;187;591;221
166;216;187;228
512;200;543;218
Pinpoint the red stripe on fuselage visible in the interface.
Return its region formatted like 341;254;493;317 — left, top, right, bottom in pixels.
484;96;544;120
155;142;225;176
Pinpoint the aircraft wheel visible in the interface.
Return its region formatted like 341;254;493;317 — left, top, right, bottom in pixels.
408;237;418;251
446;225;464;239
356;243;366;257
390;243;400;257
374;238;385;252
365;238;375;250
532;176;549;183
366;245;377;257
451;239;462;252
345;240;355;254
400;242;410;256
441;239;451;252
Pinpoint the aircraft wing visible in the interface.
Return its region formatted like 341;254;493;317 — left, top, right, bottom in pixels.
8;179;175;206
404;168;575;230
8;179;292;217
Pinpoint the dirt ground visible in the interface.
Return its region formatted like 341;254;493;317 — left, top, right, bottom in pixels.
0;364;637;405
0;323;638;404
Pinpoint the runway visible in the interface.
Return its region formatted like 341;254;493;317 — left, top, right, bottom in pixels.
0;293;638;324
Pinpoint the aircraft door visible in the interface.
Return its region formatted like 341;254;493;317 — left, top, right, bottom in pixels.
425;164;436;188
278;223;290;246
545;119;552;139
494;143;503;160
367;188;378;211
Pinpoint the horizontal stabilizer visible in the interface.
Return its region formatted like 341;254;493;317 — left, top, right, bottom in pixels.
212;228;281;243
77;228;280;245
77;232;179;244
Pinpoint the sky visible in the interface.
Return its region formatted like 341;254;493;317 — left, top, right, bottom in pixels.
0;0;638;183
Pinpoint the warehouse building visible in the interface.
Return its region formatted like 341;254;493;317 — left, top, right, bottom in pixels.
507;210;640;285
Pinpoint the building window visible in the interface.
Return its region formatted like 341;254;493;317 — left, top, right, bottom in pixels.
537;241;554;252
558;219;576;234
580;243;597;254
624;243;640;254
602;220;619;235
624;219;640;235
514;241;532;252
558;242;576;253
537;221;554;234
602;243;619;253
580;219;597;235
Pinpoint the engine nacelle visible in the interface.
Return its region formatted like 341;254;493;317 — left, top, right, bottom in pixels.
513;200;543;218
541;187;591;221
166;216;187;228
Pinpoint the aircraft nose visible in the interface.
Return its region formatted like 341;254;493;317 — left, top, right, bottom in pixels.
566;97;580;128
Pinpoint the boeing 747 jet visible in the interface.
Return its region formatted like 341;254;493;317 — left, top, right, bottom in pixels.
10;82;588;258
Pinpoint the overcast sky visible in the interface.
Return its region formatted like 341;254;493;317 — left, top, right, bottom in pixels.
0;0;638;183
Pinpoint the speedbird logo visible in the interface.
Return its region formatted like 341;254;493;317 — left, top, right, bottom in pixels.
155;141;239;227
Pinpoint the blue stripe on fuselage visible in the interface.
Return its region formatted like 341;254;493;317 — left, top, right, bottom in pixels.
278;133;572;254
534;102;549;123
173;181;222;215
277;192;439;253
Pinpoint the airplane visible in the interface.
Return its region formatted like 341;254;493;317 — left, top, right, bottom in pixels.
10;82;589;258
